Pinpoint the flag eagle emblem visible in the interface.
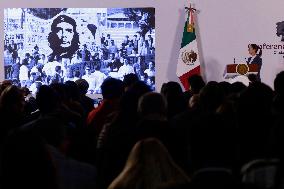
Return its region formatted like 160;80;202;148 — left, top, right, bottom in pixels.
181;50;197;65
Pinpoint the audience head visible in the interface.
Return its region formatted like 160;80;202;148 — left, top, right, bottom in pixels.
75;79;89;95
187;74;205;94
50;83;68;103
108;138;190;189
101;78;124;100
0;80;13;93
230;82;247;94
199;81;225;113
218;81;232;97
64;80;80;101
138;92;167;119
120;81;151;113
36;85;59;114
123;73;139;91
0;85;25;117
161;81;187;117
238;82;273;115
161;81;183;98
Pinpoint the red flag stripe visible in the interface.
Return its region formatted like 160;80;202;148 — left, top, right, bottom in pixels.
178;65;201;90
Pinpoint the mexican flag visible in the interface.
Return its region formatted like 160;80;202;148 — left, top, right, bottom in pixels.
177;6;200;90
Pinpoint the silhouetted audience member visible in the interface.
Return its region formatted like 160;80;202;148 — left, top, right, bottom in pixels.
189;114;237;172
161;81;187;118
219;81;232;97
64;80;86;119
237;82;274;165
96;81;151;189
49;83;83;128
108;138;190;189
32;115;97;189
273;71;284;114
184;74;205;102
36;85;60;115
137;92;167;120
268;71;284;185
134;92;173;157
0;128;59;189
2;68;284;189
75;79;94;114
119;81;152;114
122;73;139;91
0;85;26;144
199;81;225;114
230;82;247;95
0;80;13;93
87;78;124;139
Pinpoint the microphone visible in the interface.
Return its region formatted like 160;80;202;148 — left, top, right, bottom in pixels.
234;58;236;64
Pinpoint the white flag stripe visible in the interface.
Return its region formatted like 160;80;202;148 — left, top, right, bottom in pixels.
176;40;200;77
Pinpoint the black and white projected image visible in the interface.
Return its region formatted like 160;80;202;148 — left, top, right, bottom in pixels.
4;8;155;94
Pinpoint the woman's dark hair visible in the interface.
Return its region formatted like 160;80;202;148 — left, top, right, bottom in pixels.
249;44;262;57
48;15;80;59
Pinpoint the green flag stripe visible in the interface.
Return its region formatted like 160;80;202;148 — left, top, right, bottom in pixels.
181;21;196;49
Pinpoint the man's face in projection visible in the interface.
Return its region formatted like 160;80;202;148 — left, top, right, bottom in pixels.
55;22;74;48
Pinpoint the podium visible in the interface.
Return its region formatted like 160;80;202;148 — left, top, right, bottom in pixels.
223;63;260;79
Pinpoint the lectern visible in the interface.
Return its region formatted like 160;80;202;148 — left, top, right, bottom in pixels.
223;63;260;79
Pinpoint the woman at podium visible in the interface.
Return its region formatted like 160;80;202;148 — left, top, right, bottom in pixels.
246;44;262;81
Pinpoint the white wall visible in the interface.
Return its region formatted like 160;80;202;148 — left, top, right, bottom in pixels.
1;0;284;90
196;0;284;88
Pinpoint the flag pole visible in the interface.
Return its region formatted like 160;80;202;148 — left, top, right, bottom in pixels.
177;2;201;90
185;4;196;33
